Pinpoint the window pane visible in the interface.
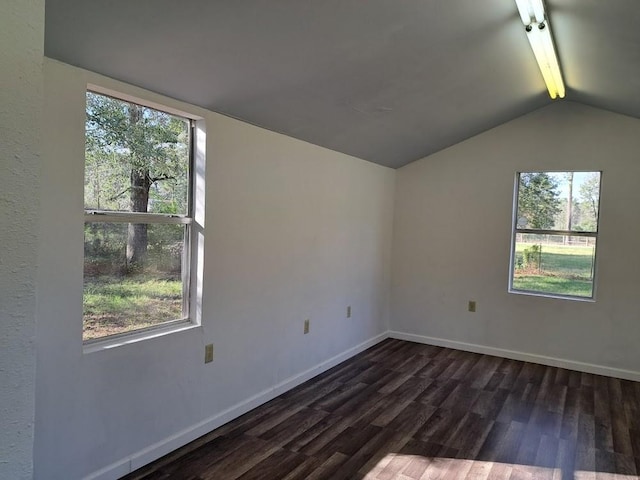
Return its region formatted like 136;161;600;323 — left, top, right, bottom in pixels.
85;91;190;214
511;234;596;298
516;172;600;232
83;222;186;341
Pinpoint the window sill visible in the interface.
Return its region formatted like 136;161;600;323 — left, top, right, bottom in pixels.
508;288;596;303
83;320;199;354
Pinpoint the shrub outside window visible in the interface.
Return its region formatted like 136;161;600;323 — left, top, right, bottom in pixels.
509;171;601;299
83;90;193;342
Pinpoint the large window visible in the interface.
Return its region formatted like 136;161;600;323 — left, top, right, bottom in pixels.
84;91;193;342
510;171;601;299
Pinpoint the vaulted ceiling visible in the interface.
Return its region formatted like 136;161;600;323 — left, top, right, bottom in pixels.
44;0;640;168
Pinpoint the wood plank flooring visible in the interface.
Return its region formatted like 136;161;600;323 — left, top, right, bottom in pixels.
122;339;640;479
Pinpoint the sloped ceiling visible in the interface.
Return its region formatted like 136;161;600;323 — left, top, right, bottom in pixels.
44;0;640;168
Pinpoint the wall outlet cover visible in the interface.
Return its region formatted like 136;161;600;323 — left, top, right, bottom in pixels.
205;344;214;363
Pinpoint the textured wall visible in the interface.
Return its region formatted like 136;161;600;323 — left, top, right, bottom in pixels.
0;0;45;478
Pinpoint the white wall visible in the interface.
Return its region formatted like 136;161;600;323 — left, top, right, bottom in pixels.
35;59;395;479
392;101;640;377
0;1;44;478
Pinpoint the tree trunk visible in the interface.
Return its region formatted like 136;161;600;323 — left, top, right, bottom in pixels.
126;167;151;269
125;104;151;270
567;172;573;231
564;172;573;245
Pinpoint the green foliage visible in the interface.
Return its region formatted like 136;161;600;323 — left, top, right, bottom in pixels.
84;223;127;275
517;173;561;229
147;224;184;273
85;92;190;214
84;222;183;276
577;172;600;231
85;91;190;269
537;172;601;232
522;244;541;269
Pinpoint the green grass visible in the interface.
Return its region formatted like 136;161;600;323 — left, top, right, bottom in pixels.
83;274;183;340
512;242;595;297
512;275;593;297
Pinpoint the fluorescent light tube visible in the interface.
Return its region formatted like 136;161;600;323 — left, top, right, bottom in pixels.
537;24;565;98
525;26;561;98
515;0;565;99
530;0;545;23
515;0;533;24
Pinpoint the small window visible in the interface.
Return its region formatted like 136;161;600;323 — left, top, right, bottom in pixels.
509;171;601;299
83;91;193;342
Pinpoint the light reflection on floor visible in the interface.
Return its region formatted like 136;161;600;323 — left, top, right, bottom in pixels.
362;454;640;479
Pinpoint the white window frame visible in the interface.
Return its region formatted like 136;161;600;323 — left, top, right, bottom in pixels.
83;85;205;348
508;170;602;301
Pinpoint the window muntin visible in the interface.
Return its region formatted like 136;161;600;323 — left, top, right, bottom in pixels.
510;171;601;299
83;91;193;342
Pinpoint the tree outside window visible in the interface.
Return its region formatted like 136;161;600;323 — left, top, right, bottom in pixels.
83;91;193;341
510;171;601;299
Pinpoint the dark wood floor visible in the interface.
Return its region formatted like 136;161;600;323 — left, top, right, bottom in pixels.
123;339;640;480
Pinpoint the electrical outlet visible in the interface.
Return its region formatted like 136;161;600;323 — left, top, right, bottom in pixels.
347;306;352;318
204;343;214;363
468;301;476;313
304;319;310;334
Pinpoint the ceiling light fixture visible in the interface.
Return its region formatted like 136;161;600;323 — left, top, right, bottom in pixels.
515;0;565;99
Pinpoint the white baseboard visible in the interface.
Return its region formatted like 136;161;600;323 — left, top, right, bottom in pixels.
389;331;640;382
84;331;390;480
